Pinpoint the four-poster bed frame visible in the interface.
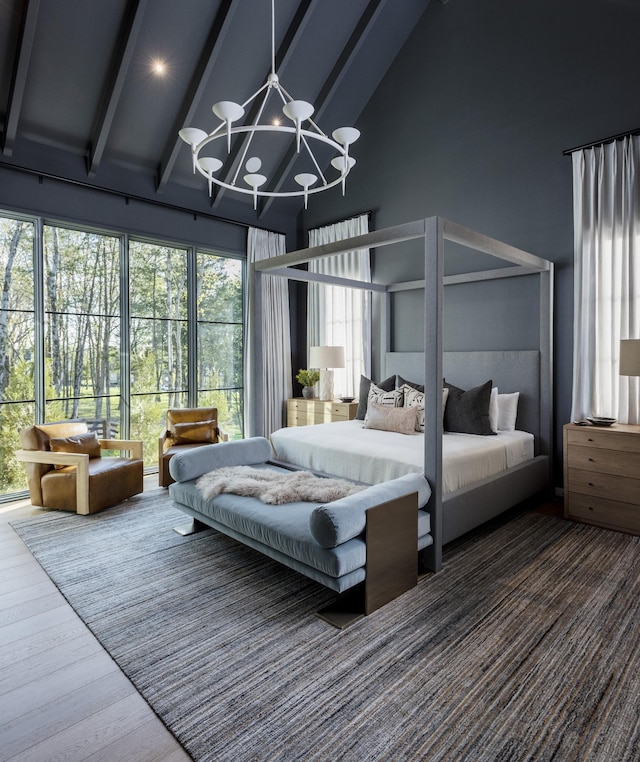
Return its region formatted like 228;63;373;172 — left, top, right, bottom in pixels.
251;217;554;573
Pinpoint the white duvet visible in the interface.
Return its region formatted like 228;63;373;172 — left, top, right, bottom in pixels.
270;420;534;495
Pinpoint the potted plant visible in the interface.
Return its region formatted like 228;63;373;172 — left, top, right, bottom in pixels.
296;369;320;399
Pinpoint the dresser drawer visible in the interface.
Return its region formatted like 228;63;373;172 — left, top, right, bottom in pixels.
567;467;640;505
566;445;640;478
566;426;640;453
287;399;357;426
567;493;640;535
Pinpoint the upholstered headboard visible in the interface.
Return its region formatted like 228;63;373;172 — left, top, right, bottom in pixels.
384;350;547;454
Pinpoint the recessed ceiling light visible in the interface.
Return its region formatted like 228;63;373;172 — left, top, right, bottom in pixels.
152;60;167;76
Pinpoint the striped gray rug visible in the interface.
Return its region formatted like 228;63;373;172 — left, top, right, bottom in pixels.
11;490;640;762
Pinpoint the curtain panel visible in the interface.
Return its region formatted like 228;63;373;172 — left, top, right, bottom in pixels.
307;214;371;398
571;136;640;424
245;228;292;437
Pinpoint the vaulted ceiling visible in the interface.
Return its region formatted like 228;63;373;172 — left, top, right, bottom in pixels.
0;0;429;225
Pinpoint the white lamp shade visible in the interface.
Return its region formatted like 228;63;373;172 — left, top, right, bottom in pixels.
620;339;640;376
309;345;345;369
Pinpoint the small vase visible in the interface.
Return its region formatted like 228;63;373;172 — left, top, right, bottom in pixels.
302;386;315;399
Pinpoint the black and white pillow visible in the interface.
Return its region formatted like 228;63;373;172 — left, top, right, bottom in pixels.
401;383;425;432
368;382;403;410
356;374;395;420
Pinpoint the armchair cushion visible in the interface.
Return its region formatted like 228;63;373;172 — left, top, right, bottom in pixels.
167;407;217;445
50;431;101;468
172;420;218;445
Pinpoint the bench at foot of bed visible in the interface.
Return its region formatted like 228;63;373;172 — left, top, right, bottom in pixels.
167;437;433;628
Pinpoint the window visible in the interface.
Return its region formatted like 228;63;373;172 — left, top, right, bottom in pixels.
43;225;121;434
0;214;244;498
130;241;189;465
196;253;244;438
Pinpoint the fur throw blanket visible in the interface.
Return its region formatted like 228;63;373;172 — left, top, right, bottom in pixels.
196;465;364;505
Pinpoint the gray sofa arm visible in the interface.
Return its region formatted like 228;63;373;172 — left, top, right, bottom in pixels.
168;437;273;483
310;473;431;548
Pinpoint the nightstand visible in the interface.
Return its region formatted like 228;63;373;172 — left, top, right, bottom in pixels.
563;422;640;536
287;398;358;427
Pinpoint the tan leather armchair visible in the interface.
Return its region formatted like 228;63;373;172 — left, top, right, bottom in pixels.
17;421;144;515
158;407;228;488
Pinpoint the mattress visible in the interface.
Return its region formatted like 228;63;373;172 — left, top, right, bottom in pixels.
270;420;534;495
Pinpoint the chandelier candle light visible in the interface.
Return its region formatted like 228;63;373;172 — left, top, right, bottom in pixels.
179;0;360;209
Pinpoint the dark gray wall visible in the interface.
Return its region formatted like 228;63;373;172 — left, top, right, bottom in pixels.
301;0;640;480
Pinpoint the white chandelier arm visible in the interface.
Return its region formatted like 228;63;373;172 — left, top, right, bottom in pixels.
240;80;272;110
299;132;329;186
231;86;274;187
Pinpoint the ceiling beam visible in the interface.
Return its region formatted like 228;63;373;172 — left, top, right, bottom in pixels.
2;0;40;157
210;0;319;208
258;0;388;219
156;0;240;193
87;0;148;177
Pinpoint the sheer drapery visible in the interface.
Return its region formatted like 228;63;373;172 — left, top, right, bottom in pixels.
307;214;371;398
571;136;640;424
245;228;292;436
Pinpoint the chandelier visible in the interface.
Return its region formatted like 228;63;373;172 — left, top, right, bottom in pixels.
178;0;360;209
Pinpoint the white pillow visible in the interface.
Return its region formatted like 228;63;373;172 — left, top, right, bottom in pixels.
489;386;499;433
497;392;520;431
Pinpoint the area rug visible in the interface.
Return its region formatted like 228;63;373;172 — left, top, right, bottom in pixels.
11;491;640;762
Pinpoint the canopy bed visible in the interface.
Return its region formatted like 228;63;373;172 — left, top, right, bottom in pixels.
251;217;554;573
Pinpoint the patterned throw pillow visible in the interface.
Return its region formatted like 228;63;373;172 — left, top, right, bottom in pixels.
402;384;425;432
368;382;403;409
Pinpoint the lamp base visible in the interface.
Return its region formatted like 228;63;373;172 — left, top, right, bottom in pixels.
318;369;334;401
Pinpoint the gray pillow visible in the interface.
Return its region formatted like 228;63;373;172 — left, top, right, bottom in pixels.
356;374;395;420
396;374;424;393
443;379;496;436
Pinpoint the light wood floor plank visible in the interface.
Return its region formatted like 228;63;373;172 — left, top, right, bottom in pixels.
0;650;119;726
0;494;191;762
8;693;166;762
0;629;105;694
0;581;57;613
1;670;137;761
0;602;83;650
83;717;189;762
0;589;63;628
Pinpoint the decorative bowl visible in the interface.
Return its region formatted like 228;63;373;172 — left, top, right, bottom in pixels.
586;417;617;427
340;396;355;403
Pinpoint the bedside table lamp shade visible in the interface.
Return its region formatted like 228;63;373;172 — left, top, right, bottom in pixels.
620;340;640;376
309;346;345;401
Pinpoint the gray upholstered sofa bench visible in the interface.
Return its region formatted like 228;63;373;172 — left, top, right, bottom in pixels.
168;437;432;624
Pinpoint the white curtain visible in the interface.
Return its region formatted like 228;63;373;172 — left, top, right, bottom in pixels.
307;214;371;398
571;136;640;424
245;228;292;437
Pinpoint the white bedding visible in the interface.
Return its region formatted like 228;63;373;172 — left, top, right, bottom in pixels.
270;420;534;495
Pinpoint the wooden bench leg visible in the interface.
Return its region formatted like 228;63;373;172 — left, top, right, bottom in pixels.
317;492;418;628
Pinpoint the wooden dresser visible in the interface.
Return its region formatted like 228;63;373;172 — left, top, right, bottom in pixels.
287;398;358;427
563;422;640;536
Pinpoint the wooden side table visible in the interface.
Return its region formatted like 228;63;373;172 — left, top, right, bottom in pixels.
563;422;640;535
287;398;358;427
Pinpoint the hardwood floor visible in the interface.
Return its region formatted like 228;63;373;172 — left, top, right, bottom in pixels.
0;482;192;762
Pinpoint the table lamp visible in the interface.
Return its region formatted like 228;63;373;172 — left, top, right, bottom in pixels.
309;346;345;401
